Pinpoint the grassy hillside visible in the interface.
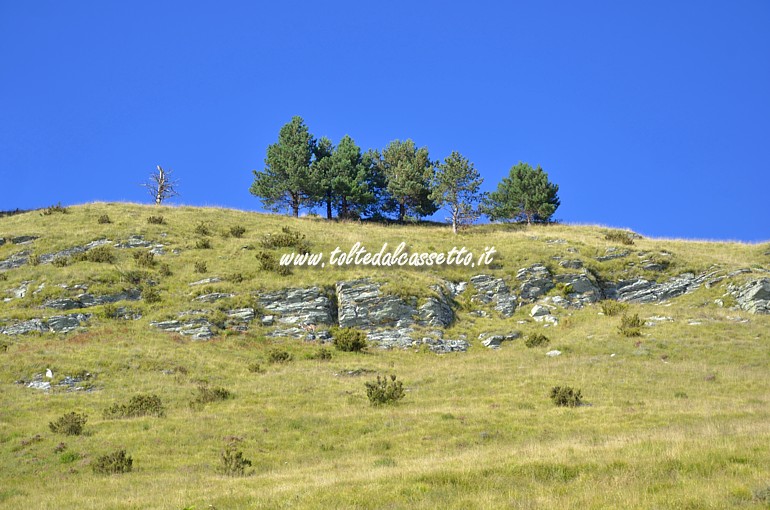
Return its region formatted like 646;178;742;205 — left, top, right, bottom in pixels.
1;203;769;509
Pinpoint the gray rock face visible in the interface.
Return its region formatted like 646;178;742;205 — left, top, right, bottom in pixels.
150;318;214;340
11;235;38;245
559;259;583;269
469;274;517;317
259;286;336;326
0;238;4;247
114;235;152;248
554;272;603;305
336;279;416;328
479;331;520;349
227;308;255;322
44;289;142;310
189;277;222;286
417;282;457;328
0;251;31;270
605;272;715;303
193;292;234;303
596;248;630;262
516;264;554;302
1;314;89;335
37;239;112;264
730;279;770;314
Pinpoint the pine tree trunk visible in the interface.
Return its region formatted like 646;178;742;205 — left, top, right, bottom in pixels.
341;197;349;218
326;191;333;220
399;202;405;222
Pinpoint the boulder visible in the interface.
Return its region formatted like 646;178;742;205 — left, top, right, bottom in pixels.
47;314;89;333
44;289;142;310
469;274;517;317
545;350;562;357
336;279;416;328
417;282;456;328
11;235;38;245
730;278;770;314
554;272;603;305
194;292;234;303
479;331;520;349
2;318;46;335
596;248;629;262
559;259;583;269
0;251;31;271
516;264;554;302
150;318;214;340
605;272;715;303
37;239;112;264
259;286;336;326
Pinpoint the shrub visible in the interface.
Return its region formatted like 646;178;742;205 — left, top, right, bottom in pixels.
73;245;116;264
365;374;405;406
260;226;308;251
27;253;40;266
103;394;165;419
0;273;6;281
332;327;368;352
133;251;155;267
550;386;583;407
49;412;87;436
219;439;252;476
604;230;635;245
42;202;68;215
310;347;332;361
60;451;81;464
0;341;8;353
525;333;550;348
194;261;208;273
158;263;172;277
97;303;118;319
600;300;628;317
195;238;212;249
229;225;246;238
147;215;165;225
141;284;161;304
267;349;293;364
247;362;264;373
52;256;70;267
224;272;244;283
619;313;644;337
191;384;232;407
255;251;291;276
92;449;133;474
194;222;211;236
97;214;111;224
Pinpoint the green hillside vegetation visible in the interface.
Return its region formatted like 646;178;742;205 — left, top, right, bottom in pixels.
1;202;769;509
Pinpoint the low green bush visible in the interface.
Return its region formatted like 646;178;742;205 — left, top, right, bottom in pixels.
191;384;232;407
92;449;133;474
332;327;368;352
525;333;550;348
255;251;291;276
195;238;212;249
267;349;293;364
194;222;211;236
619;313;644;337
73;245;116;264
42;202;68;215
365;374;405;406
103;394;165;419
604;230;635;245
49;412;87;436
219;439;252;476
147;215;165;225
229;225;246;238
194;261;208;273
97;214;111;224
600;300;628;317
133;251;155;267
550;386;583;407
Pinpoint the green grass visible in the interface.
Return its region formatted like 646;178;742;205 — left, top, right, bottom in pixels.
0;203;769;509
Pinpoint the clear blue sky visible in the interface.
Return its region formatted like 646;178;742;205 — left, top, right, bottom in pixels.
1;1;768;241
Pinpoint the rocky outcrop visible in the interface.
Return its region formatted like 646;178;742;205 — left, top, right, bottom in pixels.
11;235;38;245
417;281;459;328
729;279;770;314
0;251;31;271
479;331;521;349
469;275;517;317
336;279;416;329
516;264;555;302
44;289;142;310
554;272;603;305
37;239;112;264
1;313;90;335
596;248;630;262
193;292;234;303
604;272;716;303
114;235;165;254
151;317;214;340
259;286;336;326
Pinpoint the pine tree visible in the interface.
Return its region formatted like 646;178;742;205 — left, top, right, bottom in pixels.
430;151;484;234
483;162;559;224
378;139;437;222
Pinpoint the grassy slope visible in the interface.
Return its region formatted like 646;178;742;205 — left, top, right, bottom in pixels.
0;203;769;509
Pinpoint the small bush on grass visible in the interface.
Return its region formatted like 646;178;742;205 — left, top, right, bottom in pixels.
195;238;212;249
219;438;252;476
72;245;116;264
97;214;111;224
255;251;291;276
190;384;232;407
194;222;211;236
92;449;132;474
42;202;68;215
267;349;293;364
260;226;308;252
332;327;368;352
147;215;165;225
158;263;172;277
0;273;6;281
60;451;81;464
525;333;550;348
309;347;332;361
49;412;87;436
604;230;635;245
229;225;246;238
133;251;155;267
141;284;161;304
103;394;165;419
247;362;265;373
550;386;583;407
194;261;208;273
27;253;40;266
365;374;405;406
51;256;70;267
619;313;644;337
600;300;628;317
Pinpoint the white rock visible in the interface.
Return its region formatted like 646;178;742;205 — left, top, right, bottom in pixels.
545;350;562;357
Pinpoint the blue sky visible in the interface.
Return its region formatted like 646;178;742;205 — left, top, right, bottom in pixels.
1;1;768;241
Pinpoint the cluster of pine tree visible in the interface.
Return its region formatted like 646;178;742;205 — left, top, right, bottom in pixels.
250;117;560;233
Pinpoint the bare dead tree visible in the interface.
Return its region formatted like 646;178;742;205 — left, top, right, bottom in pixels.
142;165;179;205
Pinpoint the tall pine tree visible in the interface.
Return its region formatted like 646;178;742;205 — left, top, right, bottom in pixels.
483;162;560;224
430;151;484;234
378;139;437;222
